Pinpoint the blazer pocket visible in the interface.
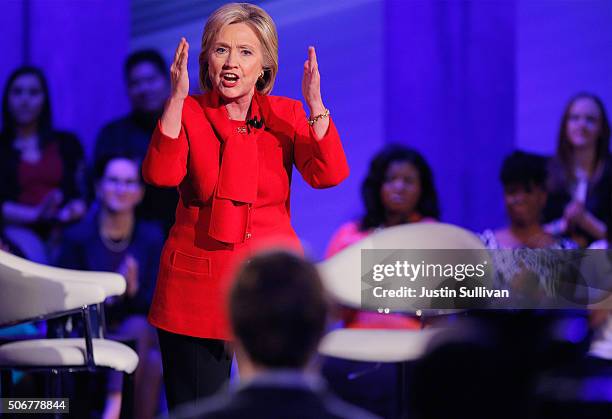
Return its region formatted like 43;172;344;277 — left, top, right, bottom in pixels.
171;250;211;276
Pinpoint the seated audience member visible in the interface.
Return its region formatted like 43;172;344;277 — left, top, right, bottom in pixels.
327;144;439;257
93;49;178;234
0;66;86;263
482;151;576;250
56;154;164;419
481;151;577;299
544;93;611;248
327;144;439;329
172;251;379;419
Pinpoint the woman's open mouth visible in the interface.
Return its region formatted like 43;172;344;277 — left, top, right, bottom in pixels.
221;73;239;87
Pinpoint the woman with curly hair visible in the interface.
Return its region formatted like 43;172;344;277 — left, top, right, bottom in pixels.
327;144;439;257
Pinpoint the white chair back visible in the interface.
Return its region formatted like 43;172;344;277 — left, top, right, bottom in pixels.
318;222;488;309
0;249;125;326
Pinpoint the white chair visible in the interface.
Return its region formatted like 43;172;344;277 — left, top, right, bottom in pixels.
318;222;489;310
317;223;489;416
0;249;138;416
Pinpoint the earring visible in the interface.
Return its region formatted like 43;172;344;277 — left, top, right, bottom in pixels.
259;71;265;79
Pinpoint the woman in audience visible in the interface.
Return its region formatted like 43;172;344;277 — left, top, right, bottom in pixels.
0;66;86;263
327;144;439;257
57;155;164;419
482;151;577;299
544;93;611;248
483;151;575;250
323;144;439;418
327;144;439;330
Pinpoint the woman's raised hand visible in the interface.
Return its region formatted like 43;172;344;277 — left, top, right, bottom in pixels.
170;37;190;100
301;46;325;114
302;46;329;139
160;38;190;138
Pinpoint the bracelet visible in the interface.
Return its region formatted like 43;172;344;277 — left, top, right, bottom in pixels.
307;108;330;126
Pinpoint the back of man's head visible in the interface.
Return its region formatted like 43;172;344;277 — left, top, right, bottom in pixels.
230;251;328;369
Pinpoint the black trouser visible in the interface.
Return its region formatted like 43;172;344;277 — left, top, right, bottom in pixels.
157;328;233;413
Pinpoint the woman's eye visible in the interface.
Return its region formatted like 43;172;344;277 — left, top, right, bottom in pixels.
241;49;252;56
215;47;227;54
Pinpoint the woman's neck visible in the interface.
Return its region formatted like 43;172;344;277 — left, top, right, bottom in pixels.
384;211;415;227
506;222;552;248
100;208;134;239
573;146;597;177
509;222;541;239
16;123;38;139
223;90;254;121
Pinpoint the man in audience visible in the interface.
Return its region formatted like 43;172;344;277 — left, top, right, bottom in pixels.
93;49;177;234
172;250;379;419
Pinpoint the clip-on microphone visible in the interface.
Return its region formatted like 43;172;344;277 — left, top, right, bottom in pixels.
246;115;264;129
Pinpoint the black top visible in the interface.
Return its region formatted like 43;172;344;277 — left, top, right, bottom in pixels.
543;155;612;246
172;384;380;419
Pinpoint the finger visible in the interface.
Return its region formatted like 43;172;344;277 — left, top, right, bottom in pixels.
182;41;189;69
308;46;317;72
173;38;184;64
303;60;309;73
179;42;189;70
178;39;188;67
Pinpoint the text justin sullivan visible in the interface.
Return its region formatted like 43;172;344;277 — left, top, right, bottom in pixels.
373;286;509;298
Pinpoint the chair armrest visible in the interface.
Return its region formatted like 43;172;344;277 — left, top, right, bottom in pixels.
0;271;106;327
0;249;125;299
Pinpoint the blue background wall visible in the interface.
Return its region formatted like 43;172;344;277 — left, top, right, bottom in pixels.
2;0;612;260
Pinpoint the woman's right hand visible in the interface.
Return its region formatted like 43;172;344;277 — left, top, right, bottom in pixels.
160;38;189;138
170;37;189;101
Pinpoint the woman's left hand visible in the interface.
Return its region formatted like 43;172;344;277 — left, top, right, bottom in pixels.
301;46;326;115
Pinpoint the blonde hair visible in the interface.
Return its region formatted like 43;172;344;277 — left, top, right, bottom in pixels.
199;3;278;95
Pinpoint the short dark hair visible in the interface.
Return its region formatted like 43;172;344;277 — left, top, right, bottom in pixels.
124;49;168;80
360;144;439;230
499;151;548;191
93;153;143;183
229;251;328;368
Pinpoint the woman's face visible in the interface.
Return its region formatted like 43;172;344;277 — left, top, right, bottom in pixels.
380;161;422;217
7;73;45;127
504;183;546;227
566;97;602;150
97;159;144;214
208;22;264;103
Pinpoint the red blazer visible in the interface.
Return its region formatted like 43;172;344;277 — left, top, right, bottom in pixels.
142;92;349;339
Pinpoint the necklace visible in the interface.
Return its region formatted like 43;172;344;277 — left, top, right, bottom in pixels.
99;216;134;253
100;229;132;252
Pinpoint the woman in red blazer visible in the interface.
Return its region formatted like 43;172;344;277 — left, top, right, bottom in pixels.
141;3;349;410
